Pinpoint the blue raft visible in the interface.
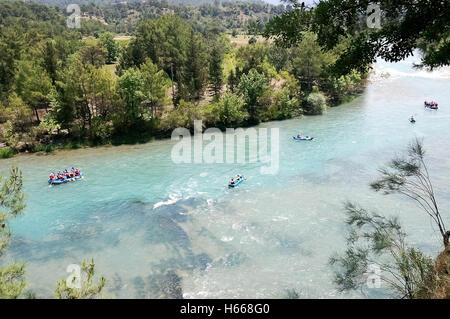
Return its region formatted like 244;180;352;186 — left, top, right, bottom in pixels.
293;136;314;141
228;175;244;188
48;172;83;185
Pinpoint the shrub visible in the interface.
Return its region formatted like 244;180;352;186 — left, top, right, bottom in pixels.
31;144;55;153
207;93;247;128
238;69;268;124
266;88;301;120
305;92;327;115
163;100;203;131
0;148;15;159
38;114;61;135
91;117;113;142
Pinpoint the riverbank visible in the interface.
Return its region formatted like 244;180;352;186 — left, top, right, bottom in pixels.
0;88;366;160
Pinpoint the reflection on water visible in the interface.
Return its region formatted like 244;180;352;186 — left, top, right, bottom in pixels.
1;58;450;298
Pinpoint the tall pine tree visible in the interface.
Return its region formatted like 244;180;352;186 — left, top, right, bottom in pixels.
209;41;224;99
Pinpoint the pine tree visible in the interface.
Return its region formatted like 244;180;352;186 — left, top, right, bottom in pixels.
182;30;208;101
209;42;224;99
228;69;238;93
0;167;26;299
42;40;58;85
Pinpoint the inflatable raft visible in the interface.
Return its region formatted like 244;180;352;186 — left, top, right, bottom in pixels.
48;172;83;185
228;175;244;188
293;136;314;141
424;102;438;109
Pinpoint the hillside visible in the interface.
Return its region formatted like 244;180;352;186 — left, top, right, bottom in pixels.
1;0;285;35
74;0;285;35
9;0;276;8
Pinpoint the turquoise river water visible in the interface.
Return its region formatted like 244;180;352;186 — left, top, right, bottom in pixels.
1;56;450;298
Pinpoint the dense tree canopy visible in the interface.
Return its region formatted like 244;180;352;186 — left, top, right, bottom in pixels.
0;1;367;154
0;167;26;299
264;0;450;75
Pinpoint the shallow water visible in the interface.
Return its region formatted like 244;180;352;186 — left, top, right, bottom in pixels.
1;57;450;298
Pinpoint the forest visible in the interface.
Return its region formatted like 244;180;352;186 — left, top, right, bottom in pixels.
0;0;367;157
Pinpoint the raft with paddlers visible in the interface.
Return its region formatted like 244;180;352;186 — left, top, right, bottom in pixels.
293;135;314;141
48;168;83;185
424;101;438;109
228;174;245;188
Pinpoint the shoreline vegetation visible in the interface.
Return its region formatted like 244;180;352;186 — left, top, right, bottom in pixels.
0;90;364;159
0;1;368;159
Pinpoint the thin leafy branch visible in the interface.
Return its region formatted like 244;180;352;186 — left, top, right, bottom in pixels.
370;139;449;247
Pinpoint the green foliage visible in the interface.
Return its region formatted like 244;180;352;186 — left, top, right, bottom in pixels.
0;25;25;100
0;263;26;299
236;42;269;75
74;0;284;35
264;0;450;75
237;68;268;124
209;40;225;99
207;93;247;128
330;202;437;299
118;68;145;129
0;167;26;299
55;259;106;299
42;40;58;84
55;54;119;138
227;69;239;93
264;87;301;121
0;148;16;159
263;1;313;47
268;45;290;72
122;14;209;103
370;139;449;248
38;113;61;135
182;30;209;101
99;32;119;64
14;59;53;121
305;92;327;115
291;32;331;91
140;59;171;118
327;69;366;103
0;94;34;149
331;141;449;298
0;0;369;154
80;20;108;38
80;44;107;68
163;100;203;131
49;85;74;133
91;117;113;142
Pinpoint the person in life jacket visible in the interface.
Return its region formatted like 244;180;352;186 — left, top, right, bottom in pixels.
74;168;80;176
49;173;55;180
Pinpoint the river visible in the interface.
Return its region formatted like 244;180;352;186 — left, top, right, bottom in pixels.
1;56;450;298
